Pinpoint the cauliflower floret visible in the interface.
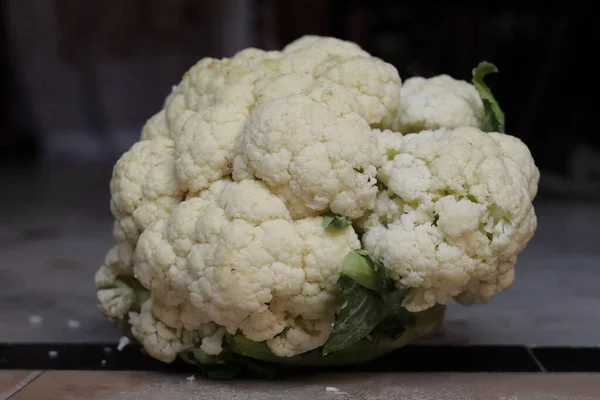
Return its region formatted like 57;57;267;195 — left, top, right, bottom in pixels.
141;110;170;140
315;57;402;127
395;75;484;133
374;129;405;161
363;126;538;312
110;138;184;246
488;132;539;200
129;299;217;363
304;79;366;117
232;88;382;219
353;130;405;232
268;318;334;358
133;192;222;318
174;104;249;193
94;245;148;320
282;35;370;59
151;51;279;140
161;58;232;136
95;138;183;318
133;179;360;358
253;72;315;107
267;216;360;356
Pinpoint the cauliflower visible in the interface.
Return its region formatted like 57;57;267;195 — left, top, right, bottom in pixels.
94;37;539;375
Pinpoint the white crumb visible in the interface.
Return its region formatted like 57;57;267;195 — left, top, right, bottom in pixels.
103;346;113;354
48;350;58;359
186;375;196;382
117;336;130;351
101;359;106;366
67;319;81;329
326;387;346;394
29;315;43;326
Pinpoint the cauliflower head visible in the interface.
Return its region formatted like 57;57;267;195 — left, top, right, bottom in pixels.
94;37;539;375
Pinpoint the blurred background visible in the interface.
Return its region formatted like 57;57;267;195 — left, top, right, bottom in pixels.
0;0;598;346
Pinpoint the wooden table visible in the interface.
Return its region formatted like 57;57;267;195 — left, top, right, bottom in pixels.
2;343;600;399
1;370;599;399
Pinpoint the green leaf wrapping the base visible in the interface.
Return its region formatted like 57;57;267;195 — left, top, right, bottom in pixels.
322;250;411;355
472;61;505;133
321;275;388;354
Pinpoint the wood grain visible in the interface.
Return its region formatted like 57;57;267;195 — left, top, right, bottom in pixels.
11;371;600;400
0;371;43;400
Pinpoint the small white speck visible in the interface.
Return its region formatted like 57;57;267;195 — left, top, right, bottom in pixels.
29;315;43;326
67;319;80;329
103;346;113;354
186;375;196;382
117;336;130;351
48;350;58;359
325;386;346;394
101;359;106;366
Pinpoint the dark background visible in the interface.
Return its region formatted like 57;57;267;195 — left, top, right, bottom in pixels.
1;0;598;199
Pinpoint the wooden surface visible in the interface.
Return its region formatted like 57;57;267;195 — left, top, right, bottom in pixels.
1;371;599;400
0;371;42;400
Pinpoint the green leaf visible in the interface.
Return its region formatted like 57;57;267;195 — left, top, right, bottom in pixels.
372;315;408;339
472;61;505;133
339;250;378;291
322;275;388;355
114;275;150;313
322;250;414;356
322;211;351;230
368;255;410;314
